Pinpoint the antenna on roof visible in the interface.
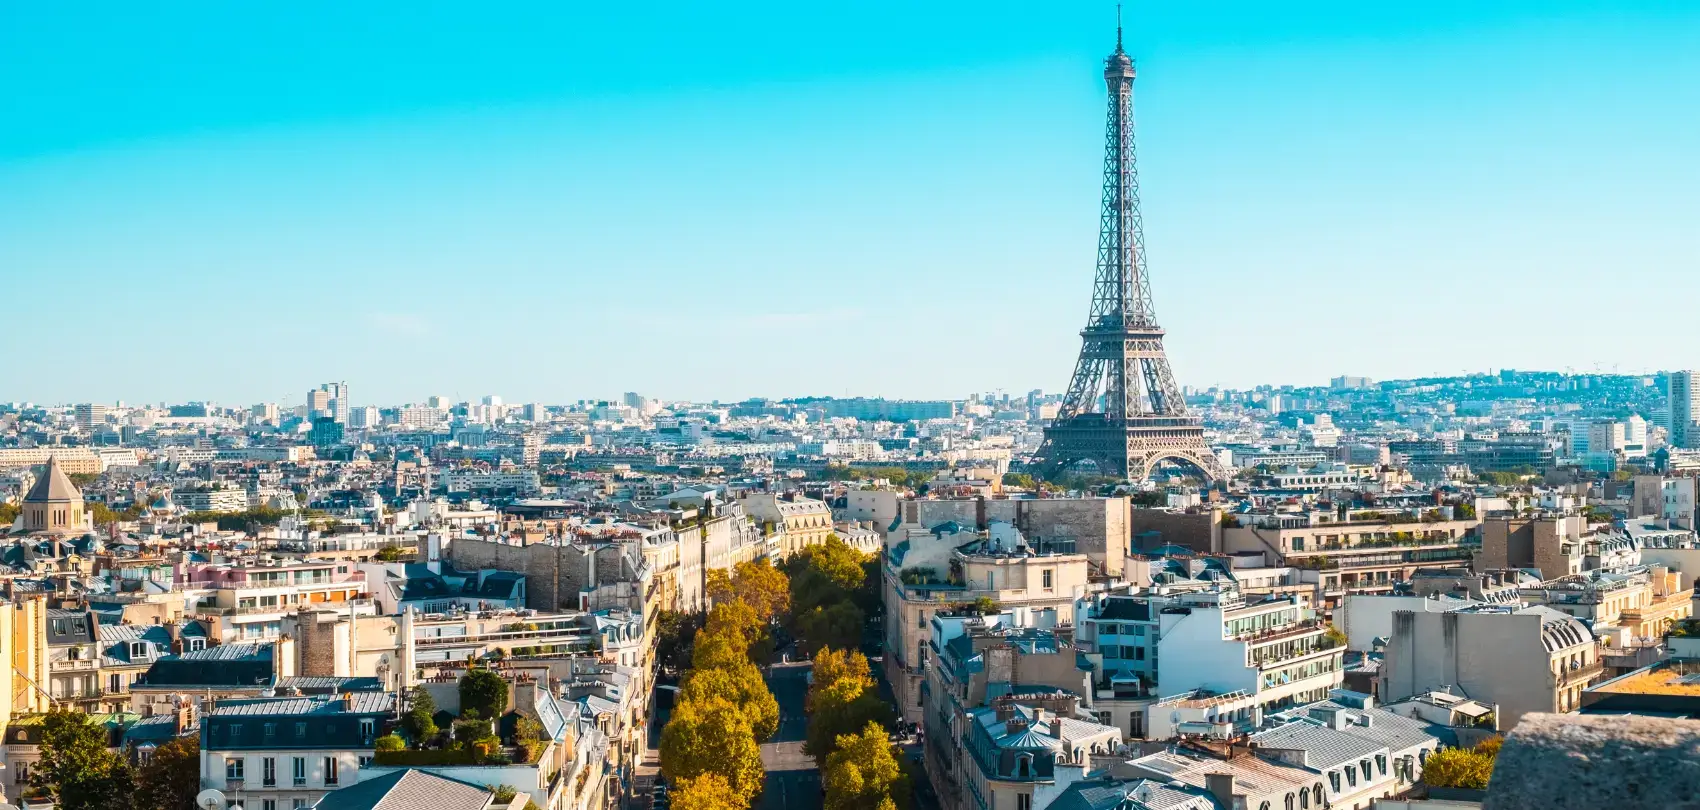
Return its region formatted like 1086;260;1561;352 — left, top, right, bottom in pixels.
1116;2;1124;51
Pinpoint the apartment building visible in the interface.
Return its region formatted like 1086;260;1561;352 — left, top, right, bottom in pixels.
884;520;1091;722
1220;510;1479;612
182;562;375;642
1476;514;1591;581
1156;591;1344;713
1380;604;1602;729
739;493;833;557
960;700;1121;810
1633;474;1698;529
199;691;395;810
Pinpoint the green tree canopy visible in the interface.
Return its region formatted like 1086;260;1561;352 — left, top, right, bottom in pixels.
459;668;508;720
135;732;200;810
659;697;766;803
794;601;865;658
30;710;134;810
400;686;439;743
806;678;895;766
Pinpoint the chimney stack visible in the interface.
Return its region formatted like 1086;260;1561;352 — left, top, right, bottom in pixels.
1205;773;1237;809
1050;717;1064;738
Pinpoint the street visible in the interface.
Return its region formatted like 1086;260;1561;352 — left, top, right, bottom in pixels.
760;662;822;810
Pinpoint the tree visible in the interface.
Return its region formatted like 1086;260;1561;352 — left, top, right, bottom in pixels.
728;559;791;622
671;773;746;810
374;545;412;562
134;732;199;810
400;686;439;743
1421;746;1496;790
0;502;19;526
809;647;874;708
692;629;753;672
657;610;706;673
659;697;766;803
1001;472;1037;490
704;600;764;648
823;722;911;810
805;679;895;766
680;661;780;741
30;710;134;810
374;734;407;752
459;668;508;721
706;569;736;606
794;601;865;658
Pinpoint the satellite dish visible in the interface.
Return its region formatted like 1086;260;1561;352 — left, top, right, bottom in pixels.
197;789;227;810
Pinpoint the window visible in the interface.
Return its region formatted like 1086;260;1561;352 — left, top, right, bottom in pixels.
228;724;242;742
1016;794;1031;810
263;758;276;787
1101;645;1120;659
358;756;373;769
130;641;148;659
295;722;307;738
187;638;206;652
1042;570;1053;589
1330;772;1341;794
360;719;375;741
264;723;277;739
1285;795;1295;810
1134;647;1145;661
293;757;306;786
1101;624;1118;635
263;801;277;810
109;674;123;693
1376;754;1387;777
324;757;339;786
226;757;245;781
15;762;28;784
293;801;308;810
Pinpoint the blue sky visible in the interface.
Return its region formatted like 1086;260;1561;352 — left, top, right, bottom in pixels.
3;1;1697;408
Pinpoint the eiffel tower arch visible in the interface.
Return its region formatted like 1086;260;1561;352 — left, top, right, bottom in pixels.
1032;25;1224;483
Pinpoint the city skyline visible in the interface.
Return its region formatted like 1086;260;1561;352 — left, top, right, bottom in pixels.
4;2;1697;404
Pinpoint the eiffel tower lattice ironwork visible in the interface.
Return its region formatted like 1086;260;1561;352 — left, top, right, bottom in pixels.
1033;26;1223;482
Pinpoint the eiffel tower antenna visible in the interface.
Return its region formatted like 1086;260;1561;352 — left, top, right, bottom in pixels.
1032;21;1223;483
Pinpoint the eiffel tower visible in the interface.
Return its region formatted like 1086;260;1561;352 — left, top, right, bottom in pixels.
1033;24;1223;482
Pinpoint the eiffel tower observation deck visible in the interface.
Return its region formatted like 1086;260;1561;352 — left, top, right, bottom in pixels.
1033;23;1224;483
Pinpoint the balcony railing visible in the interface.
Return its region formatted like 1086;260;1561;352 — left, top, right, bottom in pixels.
1231;621;1324;645
1557;661;1605;686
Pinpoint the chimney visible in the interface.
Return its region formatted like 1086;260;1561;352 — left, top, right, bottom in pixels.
1005;718;1029;736
341;692;355;711
1050;717;1064;738
175;703;195;735
1204;773;1237;809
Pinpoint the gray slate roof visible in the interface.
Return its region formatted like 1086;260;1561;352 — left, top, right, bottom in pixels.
1250;720;1386;771
311;769;492;810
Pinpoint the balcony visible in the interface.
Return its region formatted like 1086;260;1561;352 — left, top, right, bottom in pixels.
1556;660;1605;686
1232;621;1325;645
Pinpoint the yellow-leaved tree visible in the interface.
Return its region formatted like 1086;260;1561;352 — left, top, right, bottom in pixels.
823;721;911;810
671;773;747;810
659;697;766;803
679;659;780;741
